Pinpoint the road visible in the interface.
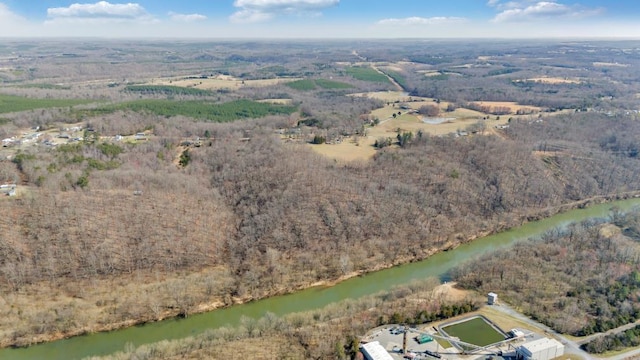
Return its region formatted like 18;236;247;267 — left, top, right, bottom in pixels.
491;302;594;360
577;319;640;345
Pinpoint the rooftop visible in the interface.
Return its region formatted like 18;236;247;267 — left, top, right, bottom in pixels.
361;341;394;360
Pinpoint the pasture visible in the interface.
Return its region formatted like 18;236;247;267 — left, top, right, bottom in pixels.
150;74;300;90
345;66;390;83
0;94;93;114
308;137;377;162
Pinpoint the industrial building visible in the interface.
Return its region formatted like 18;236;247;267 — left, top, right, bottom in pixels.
488;292;498;305
516;338;564;360
361;341;394;360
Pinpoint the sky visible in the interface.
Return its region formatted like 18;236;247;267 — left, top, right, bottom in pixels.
0;0;638;39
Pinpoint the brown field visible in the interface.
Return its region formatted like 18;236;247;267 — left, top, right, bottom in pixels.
418;70;463;77
257;98;293;105
471;101;542;113
150;75;300;90
379;65;404;72
308;137;377;162
349;91;412;102
518;77;582;84
593;62;629;67
311;93;553;163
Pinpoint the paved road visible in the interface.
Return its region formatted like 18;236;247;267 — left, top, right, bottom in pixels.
490;302;594;360
577;319;640;345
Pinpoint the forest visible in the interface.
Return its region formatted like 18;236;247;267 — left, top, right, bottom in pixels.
0;39;639;350
453;210;640;337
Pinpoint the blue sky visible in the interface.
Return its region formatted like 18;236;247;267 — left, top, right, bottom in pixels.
0;0;638;38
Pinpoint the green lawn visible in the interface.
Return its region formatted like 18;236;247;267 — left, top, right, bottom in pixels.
286;79;316;90
314;79;353;89
286;79;353;91
385;70;408;89
345;67;390;83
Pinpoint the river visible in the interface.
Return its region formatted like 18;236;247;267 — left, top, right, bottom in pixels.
4;198;640;359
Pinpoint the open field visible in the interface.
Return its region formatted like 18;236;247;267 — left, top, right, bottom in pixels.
150;75;300;90
308;137;377;162
469;101;542;114
593;62;629;67
257;98;293;105
349;91;412;102
345;66;391;83
286;78;353;91
0;94;94;114
517;77;582;84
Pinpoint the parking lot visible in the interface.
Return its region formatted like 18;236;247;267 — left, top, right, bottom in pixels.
364;325;460;359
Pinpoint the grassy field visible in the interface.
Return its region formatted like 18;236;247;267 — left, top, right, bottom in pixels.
307;137;377;162
314;78;353;89
441;317;506;347
286;79;354;91
384;70;408;89
151;75;300;90
286;79;317;90
470;101;541;114
349;91;412;102
17;83;71;90
0;94;93;114
345;66;390;83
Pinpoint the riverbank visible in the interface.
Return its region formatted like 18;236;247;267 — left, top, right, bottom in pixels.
3;192;640;352
4;196;640;359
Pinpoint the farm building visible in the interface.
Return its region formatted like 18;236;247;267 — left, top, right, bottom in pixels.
516;338;564;360
488;292;498;305
361;341;394;360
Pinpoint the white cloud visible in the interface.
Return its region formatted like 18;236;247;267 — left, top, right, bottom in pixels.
231;0;339;23
47;1;151;21
491;1;604;23
0;2;25;23
377;17;466;26
0;2;39;36
169;12;207;22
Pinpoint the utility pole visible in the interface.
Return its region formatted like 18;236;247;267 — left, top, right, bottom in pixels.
403;324;408;355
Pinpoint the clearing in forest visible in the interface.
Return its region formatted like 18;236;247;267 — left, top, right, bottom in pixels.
517;77;582;84
150;75;300;90
308;138;377;162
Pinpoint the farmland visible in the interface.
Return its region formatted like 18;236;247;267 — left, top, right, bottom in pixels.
345;66;391;83
0;94;93;114
0;39;640;356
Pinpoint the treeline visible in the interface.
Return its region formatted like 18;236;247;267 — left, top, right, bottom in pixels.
388;301;479;326
124;85;214;97
94;99;298;123
5;110;640;346
453;210;640;336
582;324;640;354
88;279;479;360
